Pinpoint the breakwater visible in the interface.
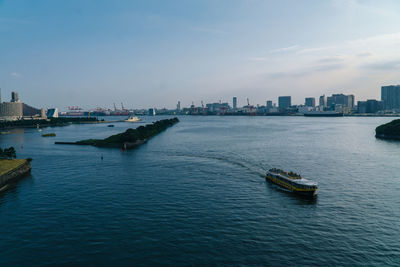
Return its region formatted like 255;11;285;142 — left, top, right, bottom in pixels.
56;117;179;149
375;119;400;140
0;159;31;190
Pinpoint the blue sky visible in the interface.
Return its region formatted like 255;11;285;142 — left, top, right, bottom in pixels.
1;0;400;109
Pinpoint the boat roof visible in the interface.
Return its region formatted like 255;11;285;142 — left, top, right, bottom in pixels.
268;170;318;186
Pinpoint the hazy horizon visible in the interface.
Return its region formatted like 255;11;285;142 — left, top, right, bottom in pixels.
1;0;400;110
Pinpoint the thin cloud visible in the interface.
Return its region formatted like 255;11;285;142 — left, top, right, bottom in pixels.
298;45;338;54
268;45;300;53
361;60;400;71
313;63;345;72
356;52;373;58
10;72;22;78
266;70;310;79
316;55;346;63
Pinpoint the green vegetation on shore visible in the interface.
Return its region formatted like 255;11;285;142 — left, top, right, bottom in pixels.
375;119;400;140
0;159;27;176
57;117;179;149
0;117;99;129
0;147;16;159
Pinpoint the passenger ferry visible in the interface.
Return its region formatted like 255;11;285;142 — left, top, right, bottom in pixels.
124;116;141;122
266;168;318;197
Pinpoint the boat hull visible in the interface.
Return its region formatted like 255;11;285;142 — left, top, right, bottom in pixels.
265;174;318;197
304;112;343;117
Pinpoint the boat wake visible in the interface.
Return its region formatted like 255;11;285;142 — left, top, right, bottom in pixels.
158;151;267;178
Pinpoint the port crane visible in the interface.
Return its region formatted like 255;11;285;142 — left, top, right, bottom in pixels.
246;98;255;114
121;102;129;111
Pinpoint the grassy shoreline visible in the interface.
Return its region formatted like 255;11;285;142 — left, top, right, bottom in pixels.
0;159;27;176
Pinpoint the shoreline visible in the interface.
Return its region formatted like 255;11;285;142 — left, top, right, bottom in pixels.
55;117;179;150
0;159;32;191
0;120;115;130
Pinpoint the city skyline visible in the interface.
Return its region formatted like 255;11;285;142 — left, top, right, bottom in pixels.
0;84;397;111
2;0;400;109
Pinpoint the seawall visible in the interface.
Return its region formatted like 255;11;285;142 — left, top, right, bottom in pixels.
0;159;32;190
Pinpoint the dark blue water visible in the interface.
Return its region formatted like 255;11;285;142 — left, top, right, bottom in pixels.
1;116;400;266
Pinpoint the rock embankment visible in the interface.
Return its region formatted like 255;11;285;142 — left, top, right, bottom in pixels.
375;119;400;141
0;159;32;189
56;117;179;149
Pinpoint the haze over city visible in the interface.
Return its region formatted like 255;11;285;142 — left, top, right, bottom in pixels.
2;0;400;109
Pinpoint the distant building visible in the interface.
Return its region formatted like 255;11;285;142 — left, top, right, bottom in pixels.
358;100;383;114
177;101;181;111
206;102;230;112
11;91;20;102
47;108;59;118
298;105;313;114
305;97;316;107
266;100;273;108
327;94;354;109
0;92;23;120
23;103;41;117
148;108;156;116
41;108;47;119
233;97;237;110
319;95;327;107
381;85;400;110
278;96;291;110
357;101;367;113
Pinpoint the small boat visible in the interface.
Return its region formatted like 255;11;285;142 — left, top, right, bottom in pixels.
266;168;318;197
42;133;56;137
124;116;141;122
107;124;115;127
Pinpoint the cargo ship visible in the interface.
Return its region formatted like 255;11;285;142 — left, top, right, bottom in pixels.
304;111;343;117
266;168;318;197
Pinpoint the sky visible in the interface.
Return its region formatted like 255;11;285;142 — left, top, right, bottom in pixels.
1;0;400;110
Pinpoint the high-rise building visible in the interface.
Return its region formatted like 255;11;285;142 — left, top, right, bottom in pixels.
357;100;383;114
233;97;237;110
278;96;291;110
327;94;354;109
381;85;400;110
11;91;19;102
148;108;156;116
46;108;59;118
266;100;273;108
0;88;2;103
305;97;316;107
319;95;327;107
177;101;181;111
357;101;367;113
0;92;23;120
